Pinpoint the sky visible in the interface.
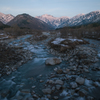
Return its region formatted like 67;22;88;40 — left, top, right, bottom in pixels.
0;0;100;18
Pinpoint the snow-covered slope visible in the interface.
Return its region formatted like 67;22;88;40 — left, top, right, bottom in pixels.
36;14;69;28
59;10;100;28
36;11;100;29
0;12;14;24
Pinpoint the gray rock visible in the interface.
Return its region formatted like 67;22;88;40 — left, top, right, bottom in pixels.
56;85;62;90
42;88;52;94
55;79;63;85
20;89;30;93
54;96;58;100
79;89;88;97
76;77;85;85
70;82;78;89
45;58;62;65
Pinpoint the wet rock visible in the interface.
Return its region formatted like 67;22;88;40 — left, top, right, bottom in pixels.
56;69;63;74
76;77;85;85
70;82;78;89
54;96;58;100
1;89;10;97
32;86;36;89
87;96;94;100
32;94;38;98
79;89;88;97
55;79;63;85
40;80;44;83
56;85;62;90
42;88;52;94
52;86;55;92
47;80;54;84
93;82;100;87
47;94;51;99
45;58;62;65
20;89;30;93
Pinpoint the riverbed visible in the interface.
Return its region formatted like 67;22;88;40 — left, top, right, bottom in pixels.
0;35;100;100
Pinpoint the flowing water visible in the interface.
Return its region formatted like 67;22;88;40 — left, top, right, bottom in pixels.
0;35;67;100
0;36;100;100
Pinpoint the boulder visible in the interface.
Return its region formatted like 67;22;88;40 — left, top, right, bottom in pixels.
76;77;85;85
45;58;62;65
42;88;52;94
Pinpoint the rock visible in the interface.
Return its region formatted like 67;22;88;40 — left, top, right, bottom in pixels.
93;82;100;87
45;58;62;65
20;89;30;93
56;69;63;74
55;79;63;85
79;89;88;97
47;94;51;99
54;96;58;100
42;88;52;94
52;86;55;92
56;85;62;90
32;86;36;89
87;96;94;100
1;89;10;97
40;80;43;83
47;80;54;84
32;94;38;98
70;82;78;89
76;77;85;85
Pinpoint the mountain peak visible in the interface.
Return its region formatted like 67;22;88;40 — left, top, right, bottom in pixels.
0;12;14;24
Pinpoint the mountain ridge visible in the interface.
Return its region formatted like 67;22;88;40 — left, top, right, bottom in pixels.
7;13;53;30
0;10;100;29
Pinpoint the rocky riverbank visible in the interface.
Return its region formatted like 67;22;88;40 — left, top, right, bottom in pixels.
0;33;100;100
0;38;33;77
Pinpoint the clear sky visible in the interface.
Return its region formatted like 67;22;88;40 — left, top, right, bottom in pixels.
0;0;100;18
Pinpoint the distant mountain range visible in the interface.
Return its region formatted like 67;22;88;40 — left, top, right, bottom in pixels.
0;10;100;30
7;14;53;30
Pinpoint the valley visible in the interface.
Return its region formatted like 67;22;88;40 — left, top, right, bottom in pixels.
0;10;100;100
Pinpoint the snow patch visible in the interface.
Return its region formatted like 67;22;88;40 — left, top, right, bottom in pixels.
52;38;65;44
68;39;83;42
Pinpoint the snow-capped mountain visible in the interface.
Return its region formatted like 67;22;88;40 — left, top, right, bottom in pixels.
0;12;14;24
36;11;100;29
58;10;100;28
36;14;69;28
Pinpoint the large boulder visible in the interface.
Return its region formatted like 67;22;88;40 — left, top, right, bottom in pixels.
76;77;85;85
45;58;62;65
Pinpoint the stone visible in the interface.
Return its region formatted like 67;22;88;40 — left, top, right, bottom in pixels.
20;89;30;93
42;88;52;94
47;80;54;84
56;85;62;90
52;86;55;92
40;80;43;83
56;69;63;74
45;58;62;65
76;77;85;85
32;86;36;89
79;89;88;97
70;82;78;89
87;96;94;100
47;94;51;99
54;96;58;100
32;94;38;98
55;79;63;85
